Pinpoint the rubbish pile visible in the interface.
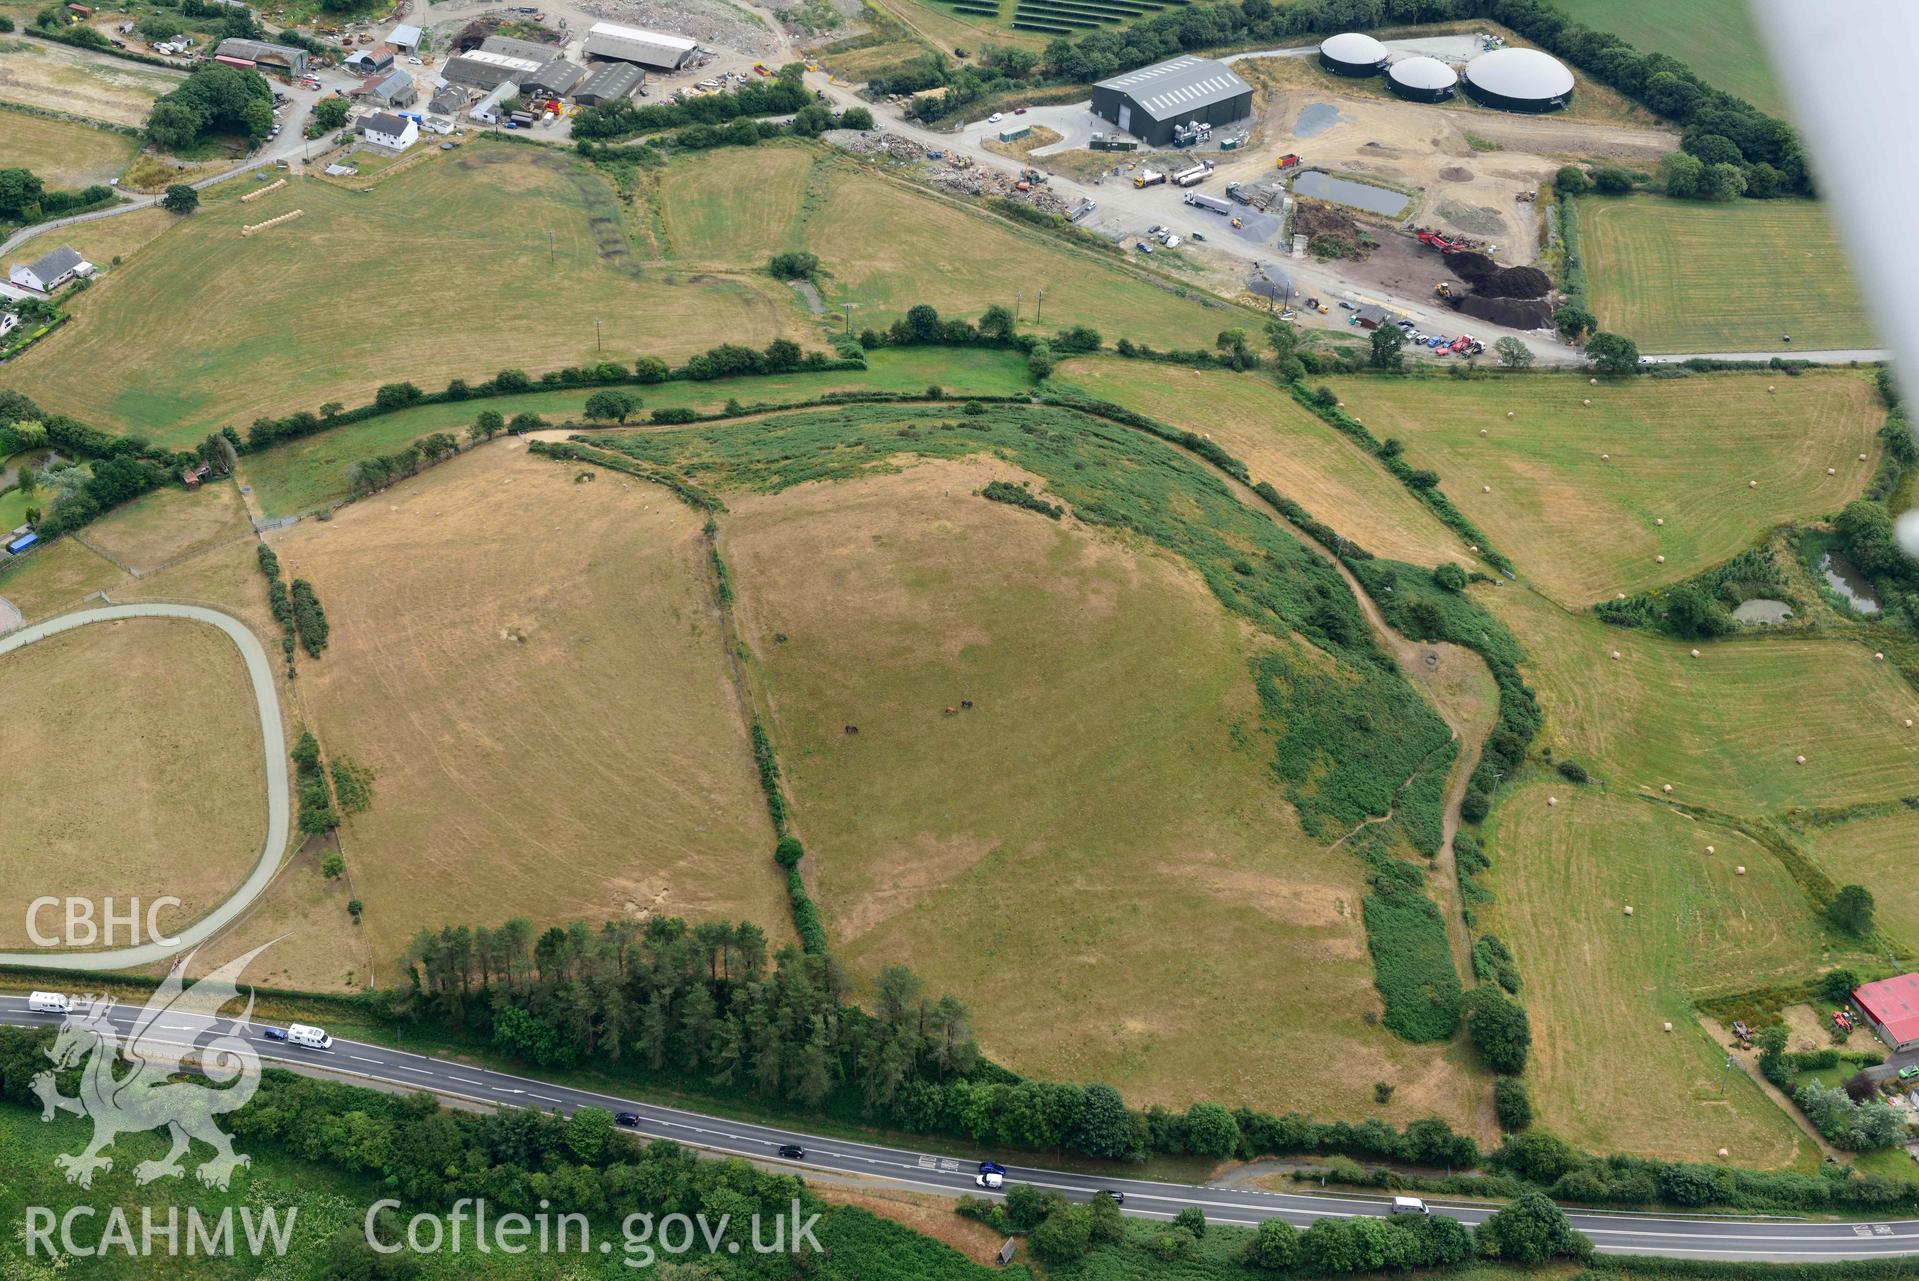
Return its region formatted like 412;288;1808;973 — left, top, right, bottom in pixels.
825;129;929;161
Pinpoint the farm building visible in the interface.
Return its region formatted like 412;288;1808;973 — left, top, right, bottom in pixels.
355;66;417;107
1091;56;1252;147
442;49;544;91
1463;46;1573;112
429;84;471;115
387;22;422;52
361;111;419;151
584;22;698;70
8;245;92;294
1855;974;1919;1052
1387;55;1458;102
1319;32;1388;77
468;80;519;124
344;45;396;74
480;34;561;62
212;36;307;75
521;56;584;98
574;62;645;105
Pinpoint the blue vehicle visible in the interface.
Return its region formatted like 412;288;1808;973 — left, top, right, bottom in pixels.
5;532;37;555
261;1026;288;1042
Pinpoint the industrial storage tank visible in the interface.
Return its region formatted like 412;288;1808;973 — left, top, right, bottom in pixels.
1462;46;1574;112
1319;32;1388;77
1387;55;1459;103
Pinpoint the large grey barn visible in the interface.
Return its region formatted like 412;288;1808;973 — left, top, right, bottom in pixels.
1090;56;1251;146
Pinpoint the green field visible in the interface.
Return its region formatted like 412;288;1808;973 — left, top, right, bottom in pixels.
1800;809;1919;952
1581;196;1876;353
1481;782;1839;1166
1564;0;1785;115
239;347;1033;518
5;142;813;442
1324;370;1885;605
1060;357;1471;567
0;107;139;188
583;399;1485;1127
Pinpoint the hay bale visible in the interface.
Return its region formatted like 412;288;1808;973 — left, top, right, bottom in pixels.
1876;652;1886;661
1656;555;1665;564
1610;650;1621;660
1482;484;1491;493
1705;845;1715;854
1547;795;1558;807
1718;1148;1730;1159
1828;467;1836;475
1663;1021;1673;1032
1480;427;1489;435
1507;411;1515;419
1860;453;1869;461
1583;398;1592;406
1655;518;1664;526
1623;905;1634;916
1590;377;1598;385
1690;649;1700;658
1749;480;1758;488
1736;865;1746;875
1662;783;1673;793
1601;452;1610;460
1796;754;1807;764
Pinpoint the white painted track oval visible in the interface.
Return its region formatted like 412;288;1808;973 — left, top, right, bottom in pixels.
0;603;288;970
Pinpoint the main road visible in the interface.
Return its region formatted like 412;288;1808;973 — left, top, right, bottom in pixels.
0;994;1912;1261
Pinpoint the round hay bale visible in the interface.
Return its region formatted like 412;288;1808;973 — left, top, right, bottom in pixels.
1718;1148;1730;1159
1768;385;1775;393
1547;795;1558;807
1601;452;1610;460
1736;865;1746;875
1860;453;1869;461
1623;905;1634;916
1655;518;1665;526
1583;398;1592;406
1690;649;1700;658
1662;783;1673;794
1480;427;1489;435
1749;480;1758;488
1507;411;1515;419
1617;592;1626;599
1828;467;1836;475
1663;1021;1673;1032
1796;754;1807;765
1876;652;1886;661
1469;544;1479;552
1904;718;1913;728
1705;845;1716;854
1482;484;1491;492
1656;555;1666;564
1610;650;1621;660
1590;377;1598;385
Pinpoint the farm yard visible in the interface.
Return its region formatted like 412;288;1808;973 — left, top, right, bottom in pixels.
4;142;814;443
266;443;793;987
1580;197;1876;353
1480;783;1843;1166
1323;371;1885;605
0;108;139;189
0;617;266;951
1059;357;1471;566
238;347;1033;519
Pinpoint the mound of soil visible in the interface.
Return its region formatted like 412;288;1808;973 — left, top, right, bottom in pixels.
1439;166;1473;181
1444;252;1552;299
1292;198;1360;242
1447;294;1555;329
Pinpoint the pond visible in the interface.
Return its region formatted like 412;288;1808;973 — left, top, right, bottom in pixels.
1290;170;1411;218
1818;550;1881;615
1733;599;1793;625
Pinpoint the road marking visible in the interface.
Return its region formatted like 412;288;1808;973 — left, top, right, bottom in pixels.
351;1056;380;1064
451;1077;484;1087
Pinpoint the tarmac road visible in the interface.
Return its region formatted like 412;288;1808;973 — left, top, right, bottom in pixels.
0;604;290;971
1;993;1916;1260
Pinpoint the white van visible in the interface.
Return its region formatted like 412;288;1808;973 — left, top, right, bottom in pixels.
285;1023;333;1050
1389;1196;1431;1216
28;991;73;1015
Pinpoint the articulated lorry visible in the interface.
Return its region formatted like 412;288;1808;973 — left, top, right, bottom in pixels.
1183;192;1234;215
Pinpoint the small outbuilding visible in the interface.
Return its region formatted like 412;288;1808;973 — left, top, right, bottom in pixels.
1463;46;1574;112
344;44;397;74
1090;55;1252;147
1855;974;1919;1053
213;36;308;75
574;61;645;105
1387;55;1458;103
387;22;422;52
1319;32;1388;77
356;66;417;107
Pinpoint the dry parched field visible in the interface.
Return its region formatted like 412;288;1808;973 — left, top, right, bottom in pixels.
271;443;790;983
0;618;265;950
0;108;139;188
79;479;252;576
1481;783;1833;1166
1325;372;1884;605
1061;357;1470;566
1800;812;1919;956
723;456;1484;1128
0;40;181;127
7;142;812;444
1581;196;1876;353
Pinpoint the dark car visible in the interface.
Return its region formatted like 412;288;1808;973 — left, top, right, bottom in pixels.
978;1160;1007;1176
615;1112;641;1127
778;1143;805;1160
1096;1190;1125;1205
261;1026;288;1042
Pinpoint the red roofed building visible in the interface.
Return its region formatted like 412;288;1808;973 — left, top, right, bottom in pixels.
1853;973;1919;1051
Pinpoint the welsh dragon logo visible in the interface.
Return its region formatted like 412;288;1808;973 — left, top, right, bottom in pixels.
31;943;272;1190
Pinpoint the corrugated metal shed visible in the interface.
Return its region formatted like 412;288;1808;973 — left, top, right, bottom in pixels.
583;21;698;70
575;61;644;104
1094;56;1249;120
